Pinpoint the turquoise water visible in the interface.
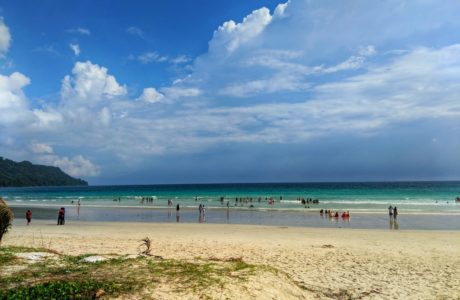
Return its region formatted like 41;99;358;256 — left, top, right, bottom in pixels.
2;181;460;214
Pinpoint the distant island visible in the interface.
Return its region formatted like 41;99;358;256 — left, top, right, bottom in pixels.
0;157;88;187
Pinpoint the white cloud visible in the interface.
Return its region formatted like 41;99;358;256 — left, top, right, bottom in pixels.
221;73;309;97
209;7;272;54
322;56;365;73
99;107;111;125
0;72;31;123
160;86;201;99
32;108;63;127
69;43;80;56
131;52;190;65
137;87;164;103
30;143;53;154
38;154;100;177
29;143;99;177
67;27;91;36
135;52;168;64
274;1;289;18
170;55;191;64
61;61;127;103
0;17;11;57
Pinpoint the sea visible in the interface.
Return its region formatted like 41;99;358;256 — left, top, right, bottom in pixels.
2;181;460;230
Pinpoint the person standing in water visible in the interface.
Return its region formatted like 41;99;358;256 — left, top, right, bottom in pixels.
388;205;393;218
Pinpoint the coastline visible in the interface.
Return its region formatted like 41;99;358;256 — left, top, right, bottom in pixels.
3;220;460;299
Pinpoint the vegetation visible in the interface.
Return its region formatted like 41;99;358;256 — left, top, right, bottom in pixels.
0;198;13;245
0;246;263;299
0;157;87;187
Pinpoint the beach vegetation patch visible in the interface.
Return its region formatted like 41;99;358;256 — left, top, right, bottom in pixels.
0;246;270;299
0;250;16;266
0;198;14;245
0;280;123;299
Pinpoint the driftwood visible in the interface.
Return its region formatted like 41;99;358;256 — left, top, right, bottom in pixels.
139;237;153;256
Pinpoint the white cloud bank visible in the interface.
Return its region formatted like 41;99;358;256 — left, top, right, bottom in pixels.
3;0;460;179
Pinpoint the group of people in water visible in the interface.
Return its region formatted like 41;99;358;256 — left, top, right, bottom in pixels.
140;196;155;204
319;209;350;219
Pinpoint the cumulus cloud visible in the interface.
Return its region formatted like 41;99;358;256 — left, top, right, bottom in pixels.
53;155;100;177
209;7;272;54
69;43;80;56
61;61;127;103
29;143;99;177
0;72;31;123
137;87;164;103
0;17;11;57
38;154;100;177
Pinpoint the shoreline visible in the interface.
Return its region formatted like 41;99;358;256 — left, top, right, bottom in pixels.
7;202;460;215
8;204;460;231
3;220;460;299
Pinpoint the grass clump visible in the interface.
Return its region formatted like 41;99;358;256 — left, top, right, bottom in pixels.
0;246;265;299
0;280;121;299
149;260;220;290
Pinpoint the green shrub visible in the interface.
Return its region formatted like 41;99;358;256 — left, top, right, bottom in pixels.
0;198;14;245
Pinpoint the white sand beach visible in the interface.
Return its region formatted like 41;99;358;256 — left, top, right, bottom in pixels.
3;220;460;299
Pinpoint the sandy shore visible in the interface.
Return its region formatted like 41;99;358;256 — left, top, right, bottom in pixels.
3;220;460;299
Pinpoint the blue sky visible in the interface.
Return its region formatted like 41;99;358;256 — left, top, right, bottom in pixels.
1;0;460;184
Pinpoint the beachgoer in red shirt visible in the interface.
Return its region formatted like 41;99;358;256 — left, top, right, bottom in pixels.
26;210;32;225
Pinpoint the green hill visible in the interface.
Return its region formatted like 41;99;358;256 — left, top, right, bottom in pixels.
0;157;88;187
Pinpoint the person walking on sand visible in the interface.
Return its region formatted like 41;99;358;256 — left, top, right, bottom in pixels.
388;205;393;217
26;209;32;225
393;206;398;218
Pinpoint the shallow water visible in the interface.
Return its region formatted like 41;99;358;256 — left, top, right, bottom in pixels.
10;206;460;230
4;182;460;230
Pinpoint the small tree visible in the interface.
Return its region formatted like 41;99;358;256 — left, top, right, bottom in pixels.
0;197;14;245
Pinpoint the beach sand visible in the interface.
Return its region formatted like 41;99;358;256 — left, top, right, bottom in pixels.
3;220;460;299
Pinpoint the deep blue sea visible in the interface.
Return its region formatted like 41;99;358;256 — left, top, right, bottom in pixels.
3;182;460;230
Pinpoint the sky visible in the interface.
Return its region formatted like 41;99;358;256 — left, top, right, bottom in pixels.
1;0;460;185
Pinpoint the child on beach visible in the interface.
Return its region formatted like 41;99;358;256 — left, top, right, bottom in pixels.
26;209;32;225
